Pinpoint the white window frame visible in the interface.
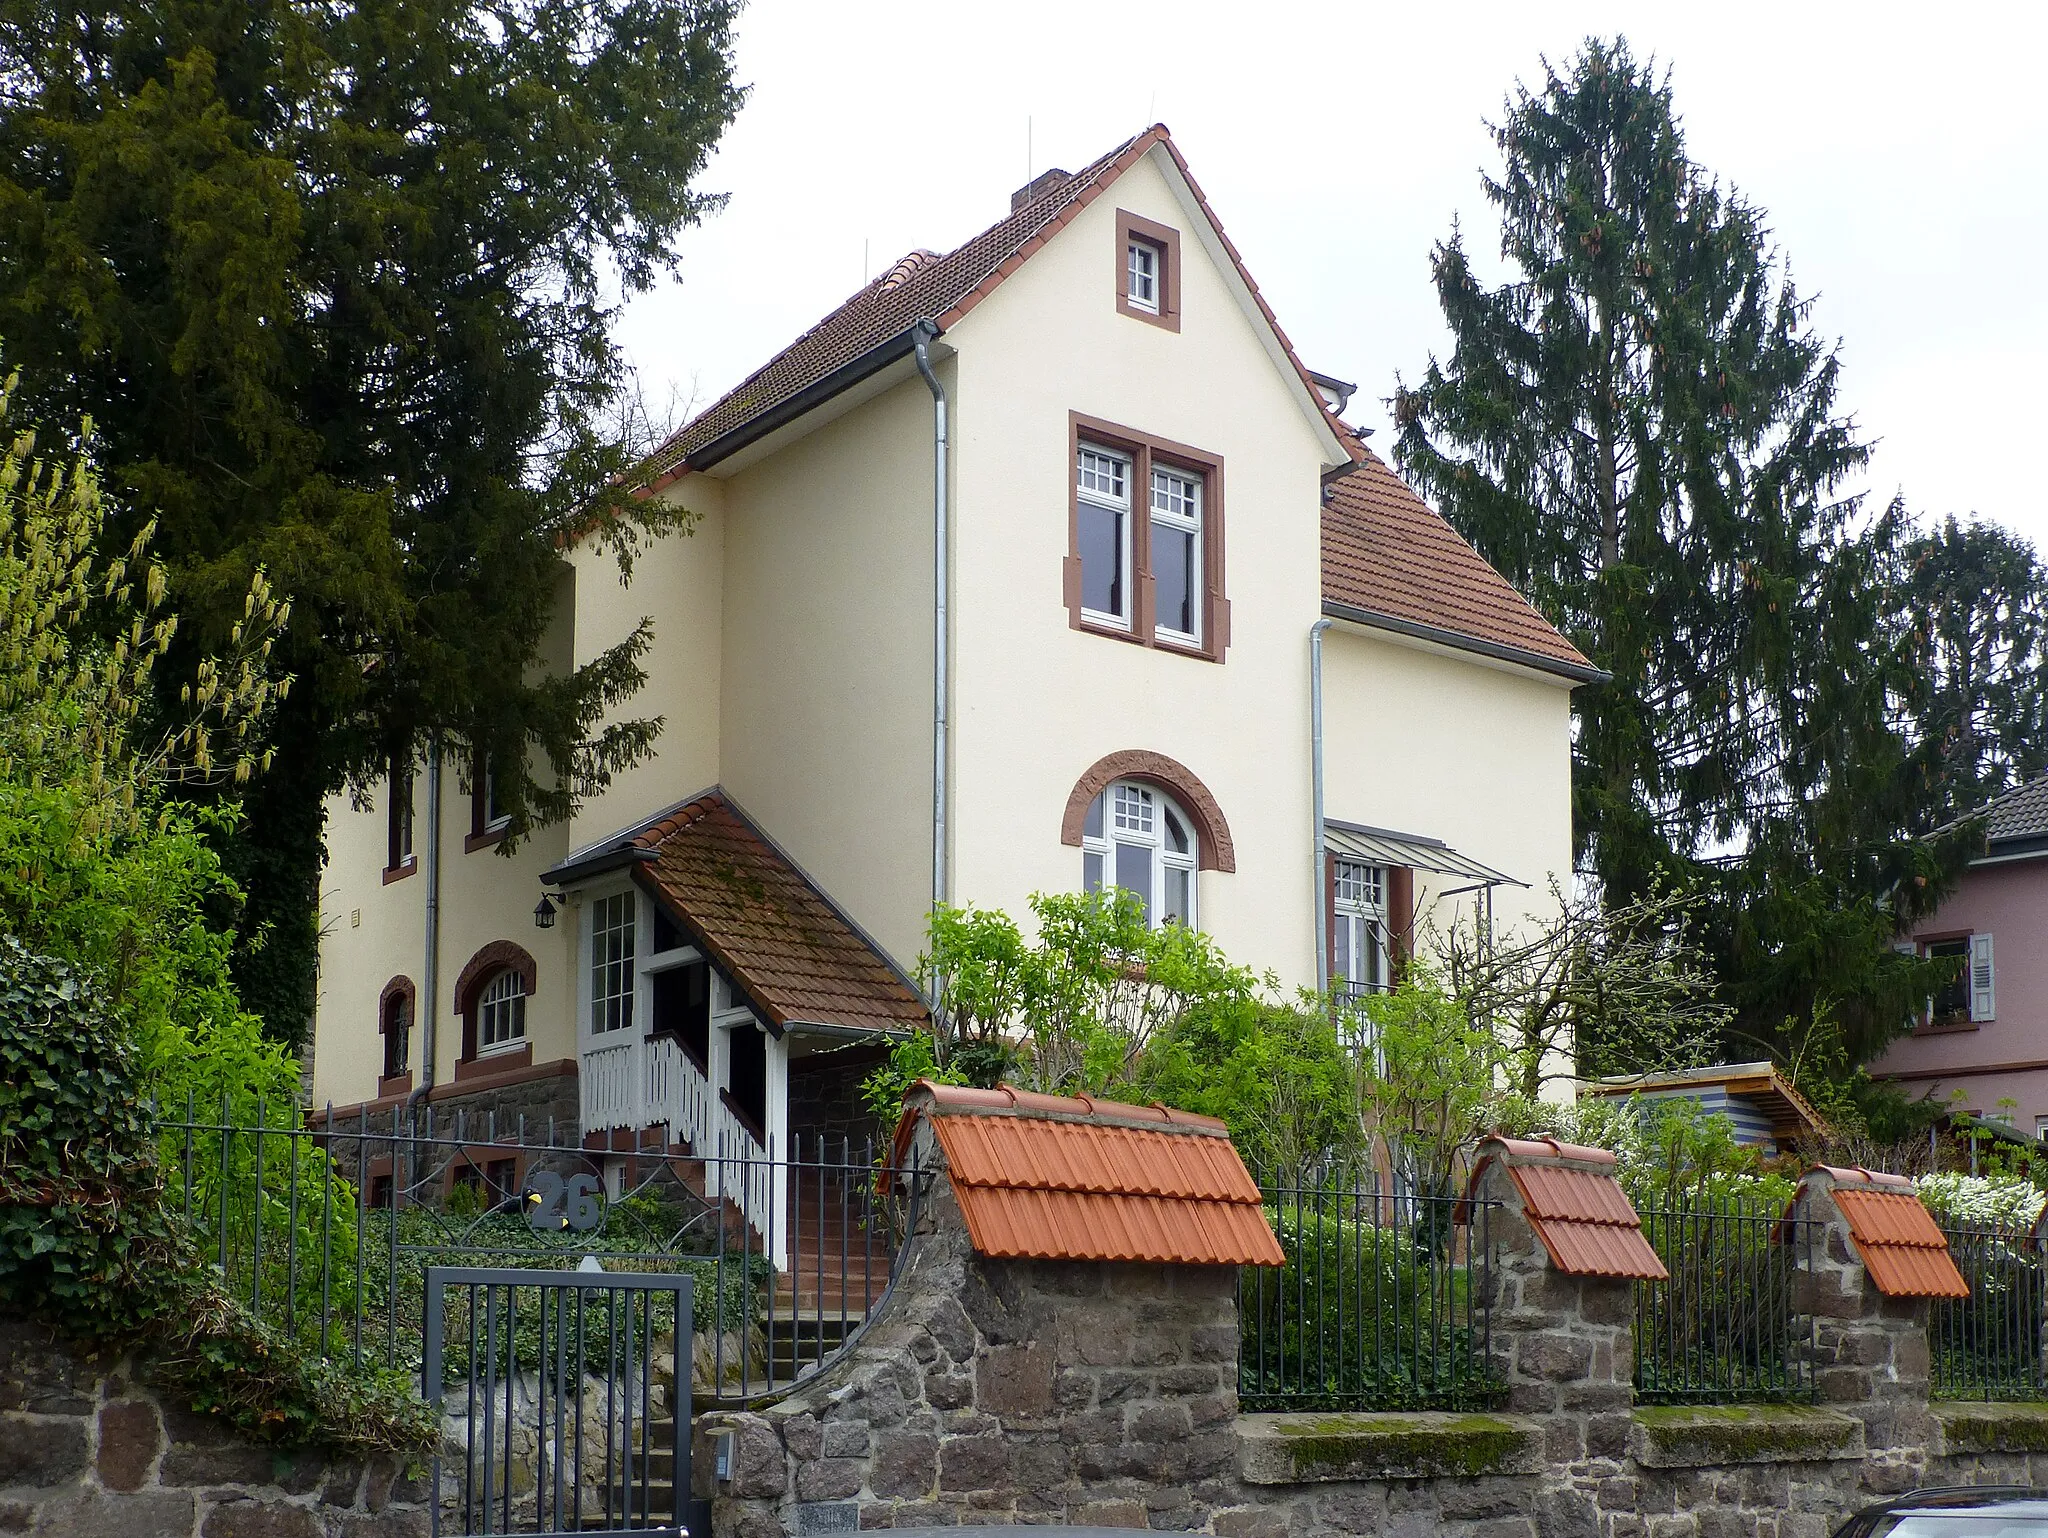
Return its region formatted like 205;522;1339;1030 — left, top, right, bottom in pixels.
1332;859;1389;999
1080;780;1197;930
481;760;511;833
477;968;528;1054
1126;239;1160;314
1076;444;1134;630
585;888;637;1037
1149;464;1203;647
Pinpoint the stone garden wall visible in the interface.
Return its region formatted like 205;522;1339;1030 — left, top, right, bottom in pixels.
697;1148;2048;1538
0;1317;431;1538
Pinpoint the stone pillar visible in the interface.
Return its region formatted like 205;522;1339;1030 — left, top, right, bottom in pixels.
1465;1138;1640;1468
1787;1167;1938;1489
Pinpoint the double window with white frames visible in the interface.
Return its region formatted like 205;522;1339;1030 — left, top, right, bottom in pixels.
1073;429;1214;652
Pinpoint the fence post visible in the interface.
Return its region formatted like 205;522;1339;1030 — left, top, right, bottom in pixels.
1786;1166;1944;1457
1462;1136;1650;1464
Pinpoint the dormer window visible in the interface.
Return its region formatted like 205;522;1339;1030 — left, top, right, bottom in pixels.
1114;210;1180;332
1127;240;1160;313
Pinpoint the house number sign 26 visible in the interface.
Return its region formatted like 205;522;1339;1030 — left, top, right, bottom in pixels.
522;1172;604;1232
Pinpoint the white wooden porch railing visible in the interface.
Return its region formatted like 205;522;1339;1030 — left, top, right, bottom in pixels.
579;1032;785;1265
580;1037;641;1133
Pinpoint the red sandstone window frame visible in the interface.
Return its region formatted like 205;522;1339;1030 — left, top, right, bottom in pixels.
1065;413;1229;662
452;940;538;1078
1115;209;1181;333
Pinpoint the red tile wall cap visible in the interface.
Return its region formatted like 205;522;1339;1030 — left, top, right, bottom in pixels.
909;1079;1230;1135
1806;1164;1916;1192
1485;1134;1619;1168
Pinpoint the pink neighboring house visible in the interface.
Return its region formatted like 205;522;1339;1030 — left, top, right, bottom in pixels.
1872;776;2048;1132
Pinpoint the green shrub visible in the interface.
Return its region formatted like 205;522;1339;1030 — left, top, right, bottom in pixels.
0;939;183;1335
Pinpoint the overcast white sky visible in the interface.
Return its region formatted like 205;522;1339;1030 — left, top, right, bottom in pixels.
619;0;2047;546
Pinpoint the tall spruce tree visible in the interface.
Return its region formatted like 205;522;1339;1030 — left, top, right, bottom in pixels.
1894;512;2048;822
0;0;743;1039
1394;38;1965;1070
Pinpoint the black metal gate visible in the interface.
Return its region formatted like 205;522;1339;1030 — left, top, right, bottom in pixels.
424;1267;693;1537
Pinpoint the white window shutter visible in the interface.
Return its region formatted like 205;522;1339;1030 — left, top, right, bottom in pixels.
1971;933;1996;1022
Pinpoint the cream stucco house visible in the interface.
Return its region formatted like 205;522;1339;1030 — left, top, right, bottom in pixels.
309;126;1597;1189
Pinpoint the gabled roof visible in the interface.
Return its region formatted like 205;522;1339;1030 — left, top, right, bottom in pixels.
1322;448;1599;682
644;124;1357;482
894;1081;1284;1266
542;790;927;1037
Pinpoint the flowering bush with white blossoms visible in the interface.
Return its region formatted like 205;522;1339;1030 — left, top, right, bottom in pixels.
1915;1171;2047;1231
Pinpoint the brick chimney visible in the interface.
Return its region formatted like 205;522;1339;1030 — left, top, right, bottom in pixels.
1011;168;1072;213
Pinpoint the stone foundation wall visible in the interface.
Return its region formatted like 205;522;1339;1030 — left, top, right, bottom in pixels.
697;1149;2048;1538
0;1317;431;1537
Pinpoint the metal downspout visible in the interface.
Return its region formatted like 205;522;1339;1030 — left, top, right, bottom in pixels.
1311;619;1332;996
913;321;950;920
404;740;443;1126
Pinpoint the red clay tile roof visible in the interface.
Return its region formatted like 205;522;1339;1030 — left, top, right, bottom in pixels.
1810;1167;1968;1299
895;1082;1285;1266
610;791;927;1036
1462;1136;1667;1280
1323;448;1597;681
644;125;1356;483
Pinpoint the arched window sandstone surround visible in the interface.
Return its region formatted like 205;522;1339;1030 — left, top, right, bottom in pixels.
1059;750;1235;873
453;940;538;1076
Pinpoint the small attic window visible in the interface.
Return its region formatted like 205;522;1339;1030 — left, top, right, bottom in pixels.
1115;210;1180;333
1127;241;1160;313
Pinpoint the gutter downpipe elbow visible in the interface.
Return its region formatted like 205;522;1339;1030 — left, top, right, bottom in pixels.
1311;619;1333;997
404;739;443;1131
913;322;950;929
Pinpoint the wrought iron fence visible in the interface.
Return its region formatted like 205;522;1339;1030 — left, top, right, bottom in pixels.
1238;1169;1501;1412
1932;1219;2047;1400
1633;1191;1815;1403
152;1094;926;1405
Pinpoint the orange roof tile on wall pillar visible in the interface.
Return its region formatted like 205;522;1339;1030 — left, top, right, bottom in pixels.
1783;1166;1968;1303
1460;1135;1668;1282
889;1081;1284;1268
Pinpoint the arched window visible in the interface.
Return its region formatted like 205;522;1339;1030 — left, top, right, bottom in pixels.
378;977;414;1083
477;969;527;1053
1080;780;1197;928
453;941;538;1068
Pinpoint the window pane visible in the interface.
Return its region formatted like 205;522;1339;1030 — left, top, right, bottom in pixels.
1164;865;1191;926
590;892;636;1034
1084;792;1104;840
1127;242;1157;308
1155;523;1196;636
1164;808;1188;854
1114;841;1152;926
1083;850;1102;891
1079;502;1124;617
1334;914;1353;987
1077;447;1127;502
1113;783;1155;835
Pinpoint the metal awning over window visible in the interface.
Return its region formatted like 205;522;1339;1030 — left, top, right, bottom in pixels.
1324;820;1520;887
